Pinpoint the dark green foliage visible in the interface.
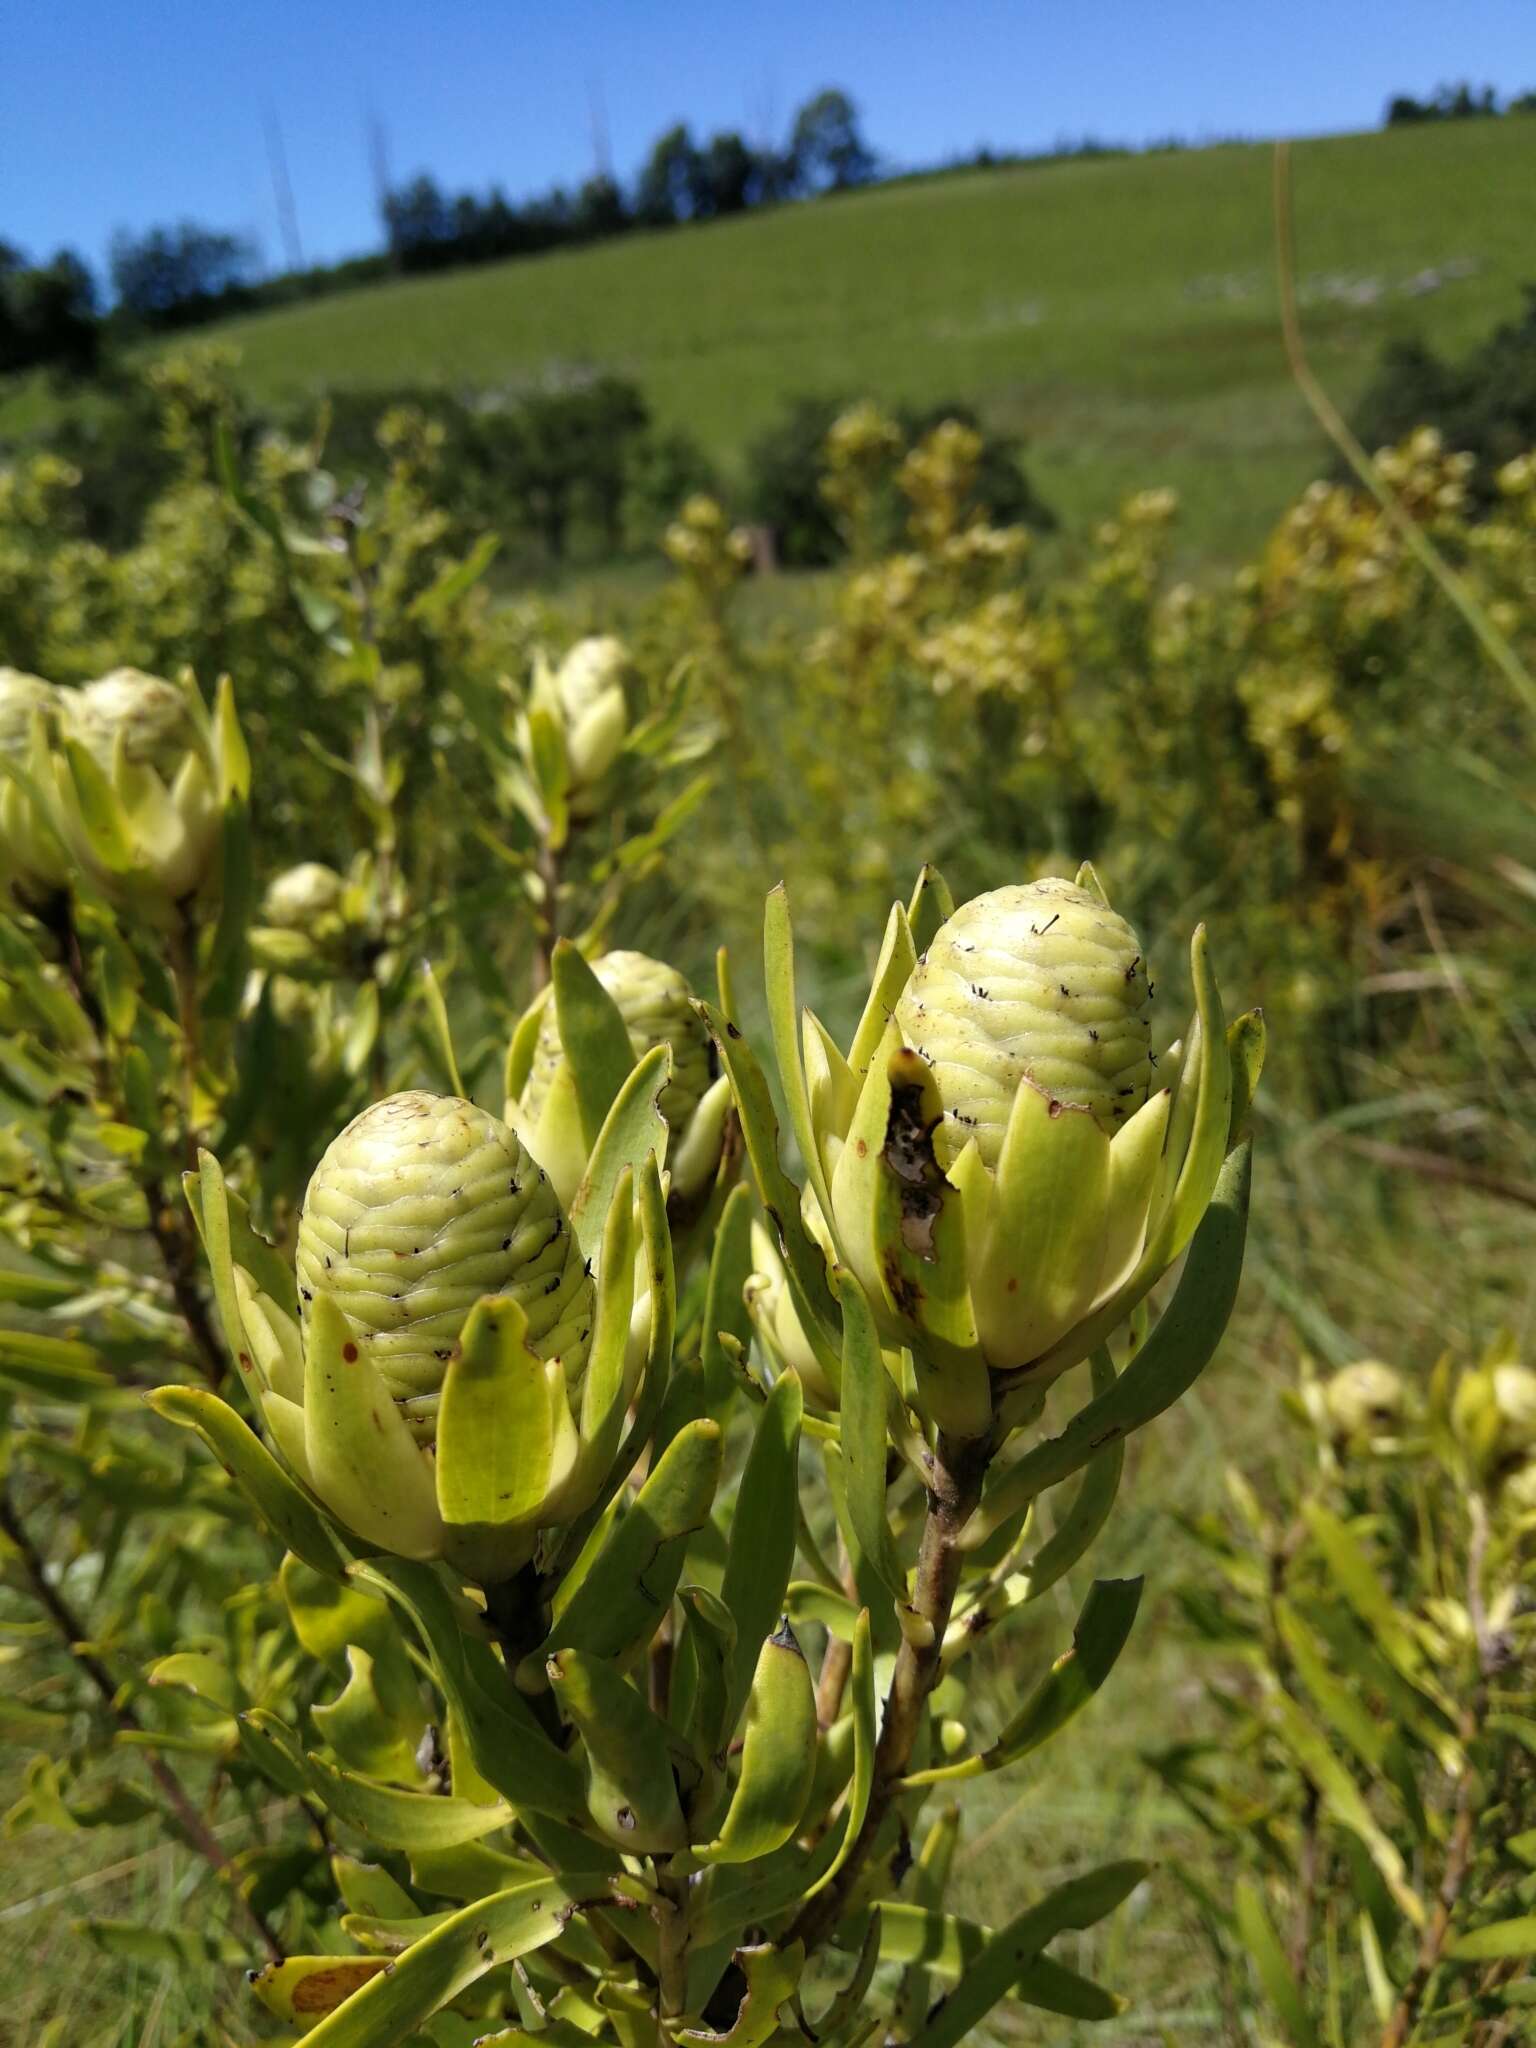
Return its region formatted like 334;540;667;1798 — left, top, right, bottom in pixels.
743;393;1054;566
1347;286;1536;500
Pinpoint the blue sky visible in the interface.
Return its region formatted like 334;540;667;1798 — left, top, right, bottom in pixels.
5;2;1534;277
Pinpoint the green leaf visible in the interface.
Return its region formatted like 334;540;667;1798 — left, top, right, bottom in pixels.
546;1648;689;1851
417;961;465;1098
1447;1916;1536;1961
539;1415;722;1673
907;1577;1143;1785
834;1269;906;1602
568;1042;669;1264
965;1139;1251;1549
804;1608;875;1898
763;884;836;1236
289;1881;593;2047
351;1559;587;1825
143;1385;343;1575
552;940;636;1149
0;1331;111;1399
701;1181;756;1414
719;1370;804;1719
696;997;841;1367
305;1755;514;1850
435;1295;554;1585
1234;1878;1322;2048
906;1861;1150;2048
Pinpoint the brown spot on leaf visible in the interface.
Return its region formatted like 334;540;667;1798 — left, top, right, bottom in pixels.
882;1073;946;1261
292;1960;391;2012
342;1341;358;1363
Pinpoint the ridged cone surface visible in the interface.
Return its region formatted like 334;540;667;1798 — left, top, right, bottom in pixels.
68;669;198;779
296;1091;593;1443
895;878;1153;1169
0;670;56;755
524;950;714;1135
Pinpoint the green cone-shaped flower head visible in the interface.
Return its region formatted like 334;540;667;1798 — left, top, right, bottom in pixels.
799;866;1248;1438
1454;1360;1536;1480
0;668;68;898
894;878;1153;1167
525;951;713;1135
297;1091;592;1444
511;944;731;1214
1322;1360;1406;1441
525;635;629;803
48;667;248;922
263;861;347;931
69;668;199;776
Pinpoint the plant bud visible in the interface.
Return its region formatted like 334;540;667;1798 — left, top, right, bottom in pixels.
262;862;347;931
50;667;246;920
296;1091;593;1444
0;668;68;897
526;950;713;1137
69;668;199;775
1322;1360;1406;1441
894;877;1153;1170
556;636;628;789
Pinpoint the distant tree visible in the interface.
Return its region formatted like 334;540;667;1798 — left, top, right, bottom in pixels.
692;132;759;217
1511;89;1536;115
382;175;453;268
634;124;704;226
1385;81;1501;126
109;221;260;323
1346;287;1536;502
789;89;877;192
574;174;629;241
0;243;100;377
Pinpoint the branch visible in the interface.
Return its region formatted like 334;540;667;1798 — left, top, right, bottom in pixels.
0;1483;283;1962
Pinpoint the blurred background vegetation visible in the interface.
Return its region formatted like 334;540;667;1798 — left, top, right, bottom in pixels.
3;62;1536;2048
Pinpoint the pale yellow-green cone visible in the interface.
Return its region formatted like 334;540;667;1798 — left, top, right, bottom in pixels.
522;635;629;813
894;878;1153;1168
815;869;1238;1428
67;668;199;777
1453;1361;1536;1481
262;861;347;930
0;668;69;897
516;948;728;1210
297;1091;593;1445
1322;1360;1407;1441
48;667;247;921
523;950;714;1136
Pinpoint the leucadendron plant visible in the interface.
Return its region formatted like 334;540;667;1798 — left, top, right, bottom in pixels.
1153;1338;1536;2047
139;855;1258;2044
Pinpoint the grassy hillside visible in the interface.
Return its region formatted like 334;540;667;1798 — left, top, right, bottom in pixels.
9;118;1536;561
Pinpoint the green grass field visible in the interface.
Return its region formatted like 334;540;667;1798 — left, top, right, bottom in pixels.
11;117;1531;565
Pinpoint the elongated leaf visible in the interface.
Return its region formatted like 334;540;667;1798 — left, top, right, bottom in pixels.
835;1269;906;1600
539;1416;722;1672
907;1861;1150;2048
701;1181;756;1414
351;1559;587;1823
908;1578;1142;1785
763;884;836;1235
1234;1878;1322;2048
144;1386;343;1574
720;1370;803;1718
1447;1917;1536;1961
804;1609;875;1898
306;1755;514;1849
568;1043;669;1263
551;940;637;1147
299;1880;594;2046
697;998;840;1362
